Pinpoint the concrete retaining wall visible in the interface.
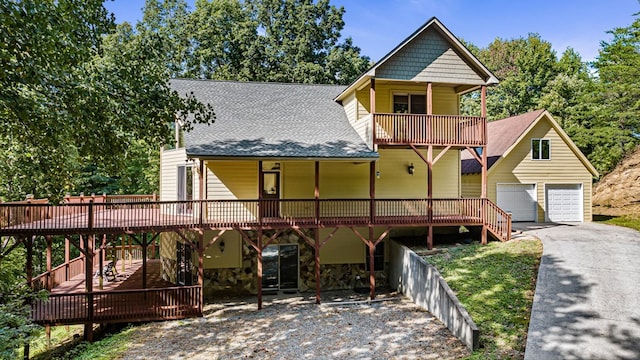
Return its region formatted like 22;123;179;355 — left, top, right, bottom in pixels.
389;241;479;350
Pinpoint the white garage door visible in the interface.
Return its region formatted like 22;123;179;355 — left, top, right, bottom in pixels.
546;184;582;222
497;184;536;222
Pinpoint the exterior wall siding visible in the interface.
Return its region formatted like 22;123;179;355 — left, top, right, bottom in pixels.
376;148;460;198
462;120;593;222
373;83;459;115
376;28;485;85
160;148;191;201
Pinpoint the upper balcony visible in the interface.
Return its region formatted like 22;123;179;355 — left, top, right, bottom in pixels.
373;113;486;147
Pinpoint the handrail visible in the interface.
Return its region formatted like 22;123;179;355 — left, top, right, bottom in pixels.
373;113;486;146
1;198;510;237
482;198;512;241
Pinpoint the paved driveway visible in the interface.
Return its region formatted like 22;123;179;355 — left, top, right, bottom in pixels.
519;222;640;360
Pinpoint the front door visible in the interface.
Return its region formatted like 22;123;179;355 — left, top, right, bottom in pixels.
261;244;299;290
262;171;280;217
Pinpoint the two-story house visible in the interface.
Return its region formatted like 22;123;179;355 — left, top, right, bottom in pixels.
158;17;510;305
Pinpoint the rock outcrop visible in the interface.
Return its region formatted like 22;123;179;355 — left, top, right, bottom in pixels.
593;145;640;217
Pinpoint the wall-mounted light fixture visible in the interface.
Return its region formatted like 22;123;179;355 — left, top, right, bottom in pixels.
376;171;381;179
219;240;225;253
408;163;415;175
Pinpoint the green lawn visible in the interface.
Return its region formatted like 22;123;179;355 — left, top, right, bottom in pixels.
31;325;136;360
594;214;640;232
419;239;543;359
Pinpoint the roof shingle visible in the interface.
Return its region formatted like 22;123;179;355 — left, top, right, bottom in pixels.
461;110;545;174
170;79;378;160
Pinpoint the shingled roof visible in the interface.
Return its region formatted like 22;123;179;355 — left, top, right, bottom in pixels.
461;110;546;174
171;79;378;160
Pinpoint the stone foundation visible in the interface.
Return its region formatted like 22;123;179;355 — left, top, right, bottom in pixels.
161;257;177;283
200;228;388;299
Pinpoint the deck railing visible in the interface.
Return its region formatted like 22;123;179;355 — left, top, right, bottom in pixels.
0;198;510;241
373;113;486;146
30;256;86;290
32;285;201;325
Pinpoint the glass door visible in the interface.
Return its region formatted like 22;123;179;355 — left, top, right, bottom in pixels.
261;244;299;290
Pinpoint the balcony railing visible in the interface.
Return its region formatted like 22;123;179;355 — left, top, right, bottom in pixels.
0;198;510;241
373;113;486;146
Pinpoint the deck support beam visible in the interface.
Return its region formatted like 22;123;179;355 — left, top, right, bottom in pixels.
83;234;94;342
24;236;32;360
257;228;263;310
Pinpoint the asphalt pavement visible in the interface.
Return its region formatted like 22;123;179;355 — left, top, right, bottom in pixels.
519;222;640;360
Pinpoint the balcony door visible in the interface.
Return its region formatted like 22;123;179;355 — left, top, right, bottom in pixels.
177;165;194;214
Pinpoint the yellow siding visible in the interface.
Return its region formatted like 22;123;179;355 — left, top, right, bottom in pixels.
356;87;371;115
489;120;593;222
321;227;389;264
461;174;481;198
161;230;242;269
207;161;258;200
376;148;460;198
202;230;242;269
373;83;459;115
343;91;357;123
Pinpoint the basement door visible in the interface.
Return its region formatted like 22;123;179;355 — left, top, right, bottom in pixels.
496;184;537;222
262;244;299;290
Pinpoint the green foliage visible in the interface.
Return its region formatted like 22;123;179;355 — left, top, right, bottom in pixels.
0;246;44;359
595;215;640;231
424;240;543;359
139;0;371;84
0;1;214;201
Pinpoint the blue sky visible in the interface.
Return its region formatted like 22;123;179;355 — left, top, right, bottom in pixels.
105;0;639;62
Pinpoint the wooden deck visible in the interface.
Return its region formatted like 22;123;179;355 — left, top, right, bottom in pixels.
0;198;511;241
32;260;201;326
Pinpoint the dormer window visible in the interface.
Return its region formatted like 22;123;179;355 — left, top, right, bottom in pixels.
532;139;550;160
393;94;426;114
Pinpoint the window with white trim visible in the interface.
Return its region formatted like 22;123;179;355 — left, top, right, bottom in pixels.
531;139;550;160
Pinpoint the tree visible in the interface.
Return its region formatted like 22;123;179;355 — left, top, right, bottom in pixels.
0;1;215;201
138;0;371;84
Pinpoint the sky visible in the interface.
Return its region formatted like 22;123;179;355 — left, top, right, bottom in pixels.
104;0;640;62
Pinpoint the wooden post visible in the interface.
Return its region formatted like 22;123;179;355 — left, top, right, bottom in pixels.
427;82;433;115
142;233;148;289
46;235;53;290
257;229;263;310
314;229;321;305
314;161;321;305
121;235;125;272
98;236;104;290
368;227;376;300
84;234;94;342
370;78;376;146
24;236;33;360
481;85;487;118
258;161;263;222
198;159;204;226
65;237;70;281
197;231;204;307
427;146;434;250
369;161;376;222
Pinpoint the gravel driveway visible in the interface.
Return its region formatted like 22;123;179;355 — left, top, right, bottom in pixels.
119;292;469;359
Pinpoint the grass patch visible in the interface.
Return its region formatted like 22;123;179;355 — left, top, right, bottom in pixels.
594;214;640;232
420;239;542;359
33;325;137;360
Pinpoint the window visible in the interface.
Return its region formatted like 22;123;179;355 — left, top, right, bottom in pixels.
532;139;550;160
393;94;426;114
365;242;385;271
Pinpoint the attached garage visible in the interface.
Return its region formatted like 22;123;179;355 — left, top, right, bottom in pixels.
546;184;583;222
496;184;536;222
